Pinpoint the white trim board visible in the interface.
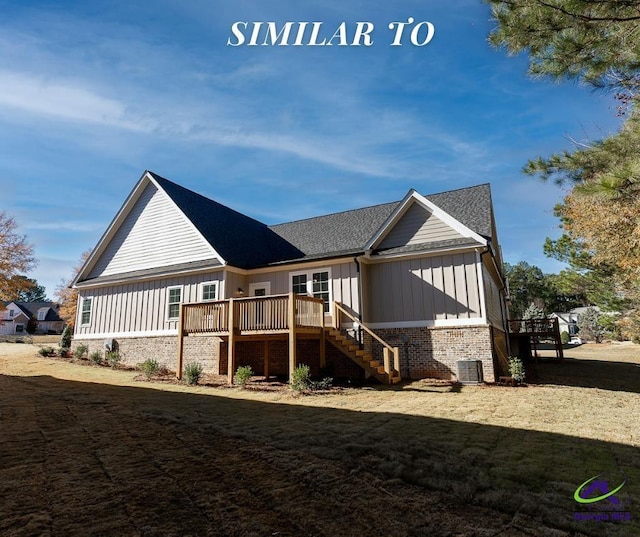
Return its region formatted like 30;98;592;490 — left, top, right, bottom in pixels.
74;329;179;340
366;318;487;329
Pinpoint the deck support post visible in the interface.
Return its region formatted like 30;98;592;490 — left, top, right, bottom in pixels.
319;327;326;369
176;304;185;380
227;298;235;385
263;339;270;379
288;292;297;382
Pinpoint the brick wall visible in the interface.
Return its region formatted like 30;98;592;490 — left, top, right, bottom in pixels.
73;326;496;382
72;334;219;373
368;325;497;382
71;334;354;379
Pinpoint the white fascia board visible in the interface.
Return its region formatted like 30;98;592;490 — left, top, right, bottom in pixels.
365;189;487;250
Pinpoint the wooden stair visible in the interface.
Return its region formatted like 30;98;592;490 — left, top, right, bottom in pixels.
326;329;401;384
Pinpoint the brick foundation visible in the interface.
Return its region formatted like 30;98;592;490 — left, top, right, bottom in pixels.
72;325;498;382
367;325;497;382
71;334;360;380
71;335;218;373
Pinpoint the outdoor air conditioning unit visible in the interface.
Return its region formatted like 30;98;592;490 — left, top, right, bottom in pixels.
456;359;484;384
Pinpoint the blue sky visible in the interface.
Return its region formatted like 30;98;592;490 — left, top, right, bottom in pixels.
0;0;621;298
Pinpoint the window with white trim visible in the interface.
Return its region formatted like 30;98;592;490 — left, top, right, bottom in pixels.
37;308;48;321
167;286;182;320
290;269;331;313
81;297;93;326
201;281;218;302
9;309;14;318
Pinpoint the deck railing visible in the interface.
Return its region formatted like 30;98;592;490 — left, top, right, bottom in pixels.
333;302;400;377
181;293;324;334
182;301;229;334
509;318;559;336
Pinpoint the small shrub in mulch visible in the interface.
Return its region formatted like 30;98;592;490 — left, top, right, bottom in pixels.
184;362;204;385
234;365;253;388
138;359;160;380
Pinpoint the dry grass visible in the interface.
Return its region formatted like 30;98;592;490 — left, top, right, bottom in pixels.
0;342;638;536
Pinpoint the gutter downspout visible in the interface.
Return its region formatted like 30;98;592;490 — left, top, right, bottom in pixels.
480;247;511;355
354;256;364;346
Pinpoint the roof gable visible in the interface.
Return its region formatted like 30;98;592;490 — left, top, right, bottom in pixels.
366;188;489;252
84;176;219;280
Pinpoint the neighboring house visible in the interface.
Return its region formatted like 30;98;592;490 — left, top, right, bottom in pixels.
549;312;579;336
0;301;65;335
72;171;509;383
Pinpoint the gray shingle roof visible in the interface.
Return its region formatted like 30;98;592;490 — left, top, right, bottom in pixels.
149;172;304;269
149;172;495;269
268;201;399;260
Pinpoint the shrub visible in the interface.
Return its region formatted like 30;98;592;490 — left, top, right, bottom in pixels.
90;350;103;365
508;356;526;384
309;377;333;391
184;362;204;385
58;347;70;358
75;344;89;359
105;351;122;369
234;365;253;387
560;331;570;345
139;358;160;380
59;325;72;351
38;346;55;357
290;364;311;392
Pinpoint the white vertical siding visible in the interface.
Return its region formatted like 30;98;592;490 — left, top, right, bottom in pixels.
365;252;482;323
88;182;215;279
74;271;224;337
378;203;464;249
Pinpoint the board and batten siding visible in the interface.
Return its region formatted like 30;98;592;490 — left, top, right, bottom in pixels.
378;203;463;249
243;260;361;314
88;182;215;279
365;252;482;323
75;271;224;337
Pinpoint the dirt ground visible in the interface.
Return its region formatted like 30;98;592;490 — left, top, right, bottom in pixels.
1;342;638;536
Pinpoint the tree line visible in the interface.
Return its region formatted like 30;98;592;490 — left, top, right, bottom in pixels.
488;0;640;341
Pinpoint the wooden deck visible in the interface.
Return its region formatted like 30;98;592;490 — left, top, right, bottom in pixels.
509;318;564;360
176;293;325;384
176;295;402;385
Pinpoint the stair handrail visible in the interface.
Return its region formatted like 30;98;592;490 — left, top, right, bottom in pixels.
333;302;400;375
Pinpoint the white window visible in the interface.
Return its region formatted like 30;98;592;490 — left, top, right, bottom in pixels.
37;308;48;321
290;269;331;313
201;281;219;302
9;309;14;318
167;286;182;320
81;297;93;326
249;282;271;297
